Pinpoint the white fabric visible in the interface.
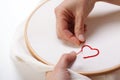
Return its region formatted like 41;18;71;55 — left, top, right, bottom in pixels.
11;21;120;80
11;21;91;80
26;0;120;73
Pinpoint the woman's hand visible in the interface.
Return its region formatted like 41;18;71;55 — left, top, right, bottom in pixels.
55;0;96;46
46;52;77;80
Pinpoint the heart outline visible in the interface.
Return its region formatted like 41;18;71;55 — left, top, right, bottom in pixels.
77;45;100;59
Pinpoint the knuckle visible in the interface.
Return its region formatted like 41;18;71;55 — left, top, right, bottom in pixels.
75;25;83;30
75;26;84;34
55;7;61;15
54;7;58;14
57;31;62;39
55;6;64;15
56;29;65;40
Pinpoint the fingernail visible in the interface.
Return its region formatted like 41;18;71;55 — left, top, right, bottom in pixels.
78;34;85;42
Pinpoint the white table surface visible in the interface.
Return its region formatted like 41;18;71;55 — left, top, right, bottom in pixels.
0;0;41;80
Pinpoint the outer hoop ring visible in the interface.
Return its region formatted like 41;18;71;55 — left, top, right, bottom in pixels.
24;0;120;76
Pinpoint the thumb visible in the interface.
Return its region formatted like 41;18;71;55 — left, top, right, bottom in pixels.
75;16;85;42
55;52;77;70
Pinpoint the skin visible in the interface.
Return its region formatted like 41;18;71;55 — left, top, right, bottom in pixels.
46;0;120;80
46;52;77;80
55;0;96;46
55;0;120;46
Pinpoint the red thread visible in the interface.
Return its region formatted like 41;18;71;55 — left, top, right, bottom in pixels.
77;45;100;59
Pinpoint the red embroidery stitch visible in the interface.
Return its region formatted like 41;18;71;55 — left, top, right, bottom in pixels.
77;45;100;59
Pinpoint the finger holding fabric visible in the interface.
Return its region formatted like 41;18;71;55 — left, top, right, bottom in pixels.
46;51;91;80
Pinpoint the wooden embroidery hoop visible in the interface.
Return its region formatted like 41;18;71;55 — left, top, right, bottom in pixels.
24;0;120;75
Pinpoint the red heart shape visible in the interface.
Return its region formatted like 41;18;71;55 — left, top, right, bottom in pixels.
77;45;100;59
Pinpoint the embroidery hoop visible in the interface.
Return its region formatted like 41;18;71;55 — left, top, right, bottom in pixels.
24;0;120;75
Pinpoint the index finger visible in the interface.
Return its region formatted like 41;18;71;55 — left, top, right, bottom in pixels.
56;13;80;46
